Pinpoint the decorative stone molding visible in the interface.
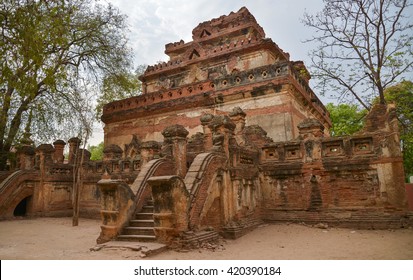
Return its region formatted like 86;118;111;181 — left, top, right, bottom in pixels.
162;125;189;177
16;145;35;170
68;137;81;164
297;118;325;139
140;141;160;165
53;140;66;164
200;113;214;151
96;176;135;244
103;144;123;161
148;176;189;243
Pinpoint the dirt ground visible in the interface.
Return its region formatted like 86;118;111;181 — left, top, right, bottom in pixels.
0;217;412;260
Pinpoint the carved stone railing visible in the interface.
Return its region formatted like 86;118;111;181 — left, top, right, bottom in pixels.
96;178;135;244
130;159;172;217
261;135;381;164
184;152;227;229
229;146;259;167
148;176;190;243
260;114;406;209
0;170;39;219
96;158;175;243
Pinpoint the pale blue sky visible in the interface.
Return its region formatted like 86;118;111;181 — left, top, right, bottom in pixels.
106;0;324;67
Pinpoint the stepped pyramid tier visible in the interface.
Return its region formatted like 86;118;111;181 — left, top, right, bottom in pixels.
102;6;331;148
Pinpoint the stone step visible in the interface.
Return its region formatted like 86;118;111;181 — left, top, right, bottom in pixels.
141;205;154;213
123;226;155;236
182;231;219;246
116;199;157;243
135;212;154;220
129;219;155;227
117;234;157;242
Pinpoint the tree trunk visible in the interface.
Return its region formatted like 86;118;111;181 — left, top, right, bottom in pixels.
0;150;9;171
0;143;12;170
72;132;89;226
72;148;80;226
72;182;80;226
378;86;386;105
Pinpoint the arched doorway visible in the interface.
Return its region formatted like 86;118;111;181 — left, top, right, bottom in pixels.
13;196;31;217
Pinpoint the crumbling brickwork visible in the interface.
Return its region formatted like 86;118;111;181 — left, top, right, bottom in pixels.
0;8;410;244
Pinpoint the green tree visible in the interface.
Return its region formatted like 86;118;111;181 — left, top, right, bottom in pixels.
88;142;104;161
303;0;413;109
95;65;146;119
0;0;132;170
326;103;367;136
384;80;413;177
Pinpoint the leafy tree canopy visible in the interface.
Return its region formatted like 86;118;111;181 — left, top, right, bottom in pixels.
327;80;413;178
0;0;133;170
88;141;104;161
95;65;146;119
325;103;367;136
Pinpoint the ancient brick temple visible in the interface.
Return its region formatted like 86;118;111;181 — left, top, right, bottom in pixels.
0;7;411;245
102;7;331;146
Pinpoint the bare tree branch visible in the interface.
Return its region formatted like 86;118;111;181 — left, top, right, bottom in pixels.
302;0;413;108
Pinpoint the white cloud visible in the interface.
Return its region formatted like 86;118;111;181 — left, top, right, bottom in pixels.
106;0;325;67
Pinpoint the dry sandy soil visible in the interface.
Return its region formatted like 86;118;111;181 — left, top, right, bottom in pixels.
0;217;412;260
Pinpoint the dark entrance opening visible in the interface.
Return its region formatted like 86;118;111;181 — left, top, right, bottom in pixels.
13;196;31;217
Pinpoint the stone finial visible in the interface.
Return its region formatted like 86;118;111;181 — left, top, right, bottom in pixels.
200;113;214;126
103;144;123;153
35;144;55;153
200;114;214;150
208;115;236;156
53;139;66;146
16;145;35;170
229;106;246;118
140;141;161;165
53;139;66;164
161;125;189;178
35;144;55;167
162;124;189;139
229;107;246;144
103;144;123;160
297;118;325;139
68;137;81;164
141;141;160;150
68;137;81;145
208;115;236;132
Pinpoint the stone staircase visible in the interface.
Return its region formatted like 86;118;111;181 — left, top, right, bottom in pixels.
117;199;157;242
